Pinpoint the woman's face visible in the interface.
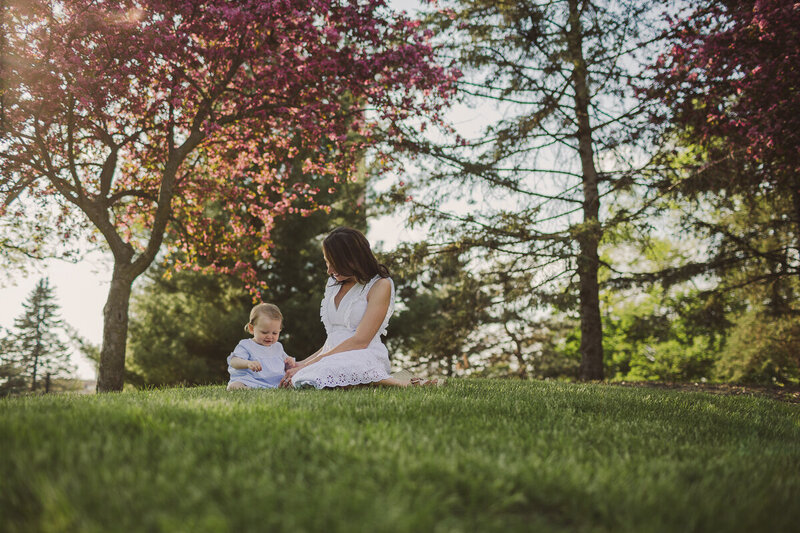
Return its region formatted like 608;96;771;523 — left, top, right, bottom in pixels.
323;248;352;283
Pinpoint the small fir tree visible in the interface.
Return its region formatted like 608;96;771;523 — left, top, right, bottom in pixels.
6;278;75;391
0;327;29;396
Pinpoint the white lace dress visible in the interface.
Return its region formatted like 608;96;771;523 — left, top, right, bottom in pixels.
291;275;395;389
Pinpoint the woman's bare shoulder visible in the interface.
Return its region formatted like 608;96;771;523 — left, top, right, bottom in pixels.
366;277;392;300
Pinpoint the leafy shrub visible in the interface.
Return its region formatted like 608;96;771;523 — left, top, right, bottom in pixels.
715;311;800;385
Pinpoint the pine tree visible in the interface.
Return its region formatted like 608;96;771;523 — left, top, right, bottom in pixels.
0;327;29;396
6;278;75;391
394;0;665;380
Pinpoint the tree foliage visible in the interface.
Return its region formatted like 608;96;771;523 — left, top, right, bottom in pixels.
619;0;800;383
650;0;800;182
125;267;250;387
644;0;800;292
126;159;368;387
598;286;733;382
382;243;493;377
716;310;800;385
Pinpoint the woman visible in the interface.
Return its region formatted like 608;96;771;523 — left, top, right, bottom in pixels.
279;227;435;388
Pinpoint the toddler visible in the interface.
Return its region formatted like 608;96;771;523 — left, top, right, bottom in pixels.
227;303;296;390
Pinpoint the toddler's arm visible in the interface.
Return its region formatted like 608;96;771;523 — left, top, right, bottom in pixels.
229;356;262;372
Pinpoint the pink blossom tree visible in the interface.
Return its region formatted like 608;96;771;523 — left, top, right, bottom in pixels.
649;0;800;231
642;0;800;303
0;0;458;391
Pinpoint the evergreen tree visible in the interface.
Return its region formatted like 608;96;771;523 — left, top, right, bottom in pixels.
125;267;252;386
0;327;28;396
382;243;493;377
392;0;665;380
4;278;75;391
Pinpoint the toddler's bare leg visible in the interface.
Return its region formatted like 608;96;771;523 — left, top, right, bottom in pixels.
227;381;251;391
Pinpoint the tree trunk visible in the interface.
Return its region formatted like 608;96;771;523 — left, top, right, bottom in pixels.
31;325;42;392
514;351;528;379
792;179;800;284
568;0;604;381
96;265;135;392
30;351;38;392
505;324;528;378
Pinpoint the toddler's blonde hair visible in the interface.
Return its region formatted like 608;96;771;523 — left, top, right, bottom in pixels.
244;303;283;333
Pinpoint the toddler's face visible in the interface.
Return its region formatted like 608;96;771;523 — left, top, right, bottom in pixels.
250;316;281;346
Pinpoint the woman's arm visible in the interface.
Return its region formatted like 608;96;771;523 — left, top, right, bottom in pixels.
278;279;391;389
297;346;325;367
278;346;325;388
312;278;391;359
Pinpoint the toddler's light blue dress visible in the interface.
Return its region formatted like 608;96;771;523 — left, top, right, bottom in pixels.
227;339;290;389
291;275;394;389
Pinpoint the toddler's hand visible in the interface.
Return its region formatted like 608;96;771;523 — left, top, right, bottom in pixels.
247;360;262;372
279;366;302;388
285;357;297;370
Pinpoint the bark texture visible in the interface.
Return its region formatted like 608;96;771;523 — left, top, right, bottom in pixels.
568;0;604;380
97;267;135;392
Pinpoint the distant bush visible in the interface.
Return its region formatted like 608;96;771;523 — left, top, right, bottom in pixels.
715;311;800;385
625;337;717;382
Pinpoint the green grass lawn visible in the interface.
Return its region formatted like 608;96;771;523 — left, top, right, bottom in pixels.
2;379;799;532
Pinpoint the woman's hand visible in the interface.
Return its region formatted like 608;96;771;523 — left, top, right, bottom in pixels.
279;364;304;388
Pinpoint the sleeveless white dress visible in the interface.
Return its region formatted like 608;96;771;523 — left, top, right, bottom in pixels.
291;275;395;389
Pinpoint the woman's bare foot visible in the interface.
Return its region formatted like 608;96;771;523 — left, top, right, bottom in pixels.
409;377;440;387
375;376;443;387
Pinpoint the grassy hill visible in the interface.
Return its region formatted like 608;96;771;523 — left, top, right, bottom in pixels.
2;379;799;532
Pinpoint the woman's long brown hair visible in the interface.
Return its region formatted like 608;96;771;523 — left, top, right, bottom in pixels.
323;227;390;285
